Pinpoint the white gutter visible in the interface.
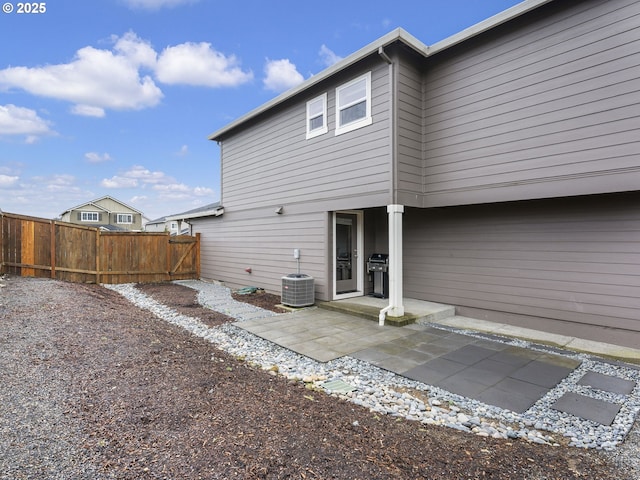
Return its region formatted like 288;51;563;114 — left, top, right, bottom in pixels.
165;206;224;222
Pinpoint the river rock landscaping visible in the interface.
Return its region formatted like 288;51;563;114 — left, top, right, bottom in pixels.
1;275;638;479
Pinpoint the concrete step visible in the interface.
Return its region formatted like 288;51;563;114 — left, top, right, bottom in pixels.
317;296;456;327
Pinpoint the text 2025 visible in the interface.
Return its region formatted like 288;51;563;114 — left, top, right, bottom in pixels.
17;2;46;13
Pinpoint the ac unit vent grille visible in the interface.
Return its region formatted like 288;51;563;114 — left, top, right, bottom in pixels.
281;274;314;307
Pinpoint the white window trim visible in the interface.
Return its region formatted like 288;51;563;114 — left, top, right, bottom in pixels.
117;213;133;224
305;93;328;139
81;211;99;222
335;71;372;136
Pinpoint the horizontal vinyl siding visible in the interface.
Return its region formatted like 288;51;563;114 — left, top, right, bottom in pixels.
221;61;392;213
396;51;423;206
422;0;640;206
191;210;329;300
404;192;640;346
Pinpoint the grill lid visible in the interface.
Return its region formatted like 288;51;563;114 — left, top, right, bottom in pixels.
367;253;388;264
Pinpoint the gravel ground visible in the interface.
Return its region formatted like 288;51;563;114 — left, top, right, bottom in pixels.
0;277;111;479
1;274;638;479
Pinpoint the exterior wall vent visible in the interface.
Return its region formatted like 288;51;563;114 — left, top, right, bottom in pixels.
281;273;315;307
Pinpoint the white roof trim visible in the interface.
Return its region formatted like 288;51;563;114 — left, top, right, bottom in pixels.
208;28;425;141
208;0;553;141
166;206;224;221
429;0;555;54
60;195;143;216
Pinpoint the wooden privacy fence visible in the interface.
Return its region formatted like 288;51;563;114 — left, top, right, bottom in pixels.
0;212;200;284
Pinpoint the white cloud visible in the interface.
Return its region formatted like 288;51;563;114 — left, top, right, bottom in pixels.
319;45;343;67
0;171;93;217
71;105;106;117
153;183;192;200
193;186;214;196
152;183;214;201
0;104;54;139
124;165;172;184
176;145;189;156
13;174;88;208
0;31;254;116
263;59;304;92
122;0;199;10
0;174;19;188
0;33;163;117
0;164;21;175
113;31;157;69
101;176;139;188
42;174;78;192
0;165;215;220
43;174;76;186
85;152;112;163
153;183;190;193
101;164;175;189
156;42;253;88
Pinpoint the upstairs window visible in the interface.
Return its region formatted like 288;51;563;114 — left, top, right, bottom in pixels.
335;72;372;136
117;213;133;224
306;93;328;139
81;211;99;222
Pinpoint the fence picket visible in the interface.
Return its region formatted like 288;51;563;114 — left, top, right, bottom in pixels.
0;212;199;284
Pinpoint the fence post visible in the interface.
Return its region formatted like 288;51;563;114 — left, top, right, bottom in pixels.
50;220;56;279
95;228;101;284
0;213;3;275
21;219;35;277
166;233;171;282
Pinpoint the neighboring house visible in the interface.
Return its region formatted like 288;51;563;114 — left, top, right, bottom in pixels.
145;216;187;235
165;202;223;236
145;202;222;235
183;0;640;348
59;196;145;232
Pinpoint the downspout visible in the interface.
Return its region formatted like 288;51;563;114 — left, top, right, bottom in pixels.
377;46;404;326
379;306;392;325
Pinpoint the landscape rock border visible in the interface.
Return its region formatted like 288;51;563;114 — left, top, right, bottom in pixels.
106;280;640;452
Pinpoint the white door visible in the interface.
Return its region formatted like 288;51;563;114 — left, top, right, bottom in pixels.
333;211;363;299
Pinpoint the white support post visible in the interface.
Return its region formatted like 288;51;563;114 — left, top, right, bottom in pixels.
387;204;404;318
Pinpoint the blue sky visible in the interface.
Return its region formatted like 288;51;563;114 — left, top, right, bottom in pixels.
0;0;522;221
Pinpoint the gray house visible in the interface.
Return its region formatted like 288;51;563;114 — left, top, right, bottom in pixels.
186;0;640;348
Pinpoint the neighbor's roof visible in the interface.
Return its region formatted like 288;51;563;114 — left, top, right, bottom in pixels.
208;0;554;142
60;195;143;217
97;224;128;232
165;201;223;221
146;216;168;225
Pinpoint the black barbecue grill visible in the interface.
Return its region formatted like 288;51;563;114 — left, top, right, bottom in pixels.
367;253;389;298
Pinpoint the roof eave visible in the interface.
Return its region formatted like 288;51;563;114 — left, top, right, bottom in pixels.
166;206;224;221
60;195;144;217
429;0;555;54
207;0;554;142
208;27;427;141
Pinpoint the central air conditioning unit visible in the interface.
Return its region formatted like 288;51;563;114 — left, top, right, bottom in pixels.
281;273;315;307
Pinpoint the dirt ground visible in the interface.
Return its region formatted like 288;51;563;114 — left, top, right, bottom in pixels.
1;277;629;479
